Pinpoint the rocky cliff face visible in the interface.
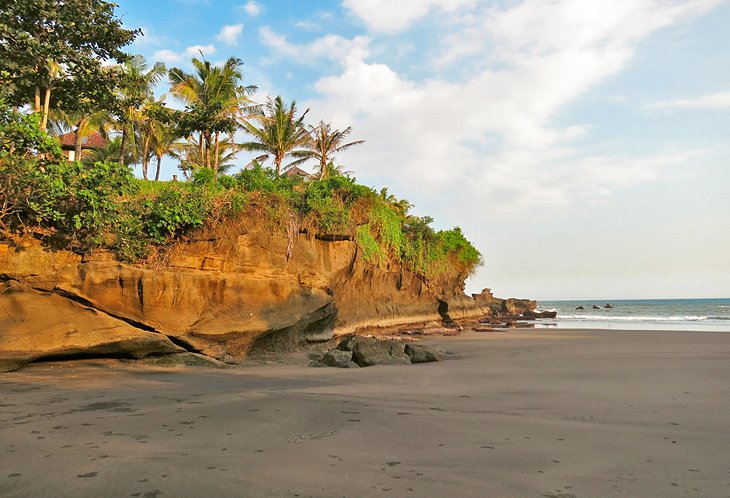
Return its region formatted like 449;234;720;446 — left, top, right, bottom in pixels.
0;220;532;371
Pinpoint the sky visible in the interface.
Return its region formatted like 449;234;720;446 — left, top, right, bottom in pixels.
114;0;730;300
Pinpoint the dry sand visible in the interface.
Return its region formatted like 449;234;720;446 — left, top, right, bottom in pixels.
1;328;729;498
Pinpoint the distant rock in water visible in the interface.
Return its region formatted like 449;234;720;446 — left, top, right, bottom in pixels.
575;306;585;310
592;305;601;310
604;303;614;309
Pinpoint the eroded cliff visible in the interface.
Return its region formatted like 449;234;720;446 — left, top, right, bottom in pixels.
0;218;526;371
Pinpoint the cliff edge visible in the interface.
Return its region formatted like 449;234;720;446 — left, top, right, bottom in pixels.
0;218;532;372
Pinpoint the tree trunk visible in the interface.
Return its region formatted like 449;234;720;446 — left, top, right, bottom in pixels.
275;155;282;177
204;131;212;170
213;131;220;175
155;153;162;181
34;86;41;113
74;120;84;160
40;87;51;131
198;133;205;169
319;158;327;180
141;134;151;180
119;128;127;166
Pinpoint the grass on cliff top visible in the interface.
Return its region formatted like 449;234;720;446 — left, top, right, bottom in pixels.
0;111;482;279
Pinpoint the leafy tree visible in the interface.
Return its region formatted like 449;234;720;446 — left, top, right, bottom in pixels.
0;100;63;160
0;0;139;129
169;56;256;174
241;96;312;177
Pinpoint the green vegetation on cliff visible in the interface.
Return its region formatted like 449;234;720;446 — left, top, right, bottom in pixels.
0;1;481;280
1;103;481;278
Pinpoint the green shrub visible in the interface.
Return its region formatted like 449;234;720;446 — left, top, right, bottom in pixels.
355;224;383;263
191;167;216;185
0;102;63;160
143;186;209;243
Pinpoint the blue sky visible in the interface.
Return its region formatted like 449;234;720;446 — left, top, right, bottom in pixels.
115;0;730;300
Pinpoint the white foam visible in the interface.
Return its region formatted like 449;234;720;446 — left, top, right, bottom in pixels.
557;315;715;322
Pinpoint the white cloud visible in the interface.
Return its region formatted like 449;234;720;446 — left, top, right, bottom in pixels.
259;27;370;65
295;21;321;32
243;1;262;16
216;24;244;46
154;44;217;65
651;91;730;110
185;44;217;57
304;0;721;217
342;0;476;33
153;49;183;63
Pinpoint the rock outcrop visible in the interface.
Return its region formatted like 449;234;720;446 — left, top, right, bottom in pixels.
471;288;536;316
0;280;183;372
311;337;446;368
0;220;531;371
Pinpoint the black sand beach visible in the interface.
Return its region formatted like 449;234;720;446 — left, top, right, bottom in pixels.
1;328;729;497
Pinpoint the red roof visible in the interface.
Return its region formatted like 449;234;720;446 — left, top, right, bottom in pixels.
57;131;108;149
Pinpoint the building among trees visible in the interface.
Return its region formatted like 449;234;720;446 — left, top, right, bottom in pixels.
56;132;108;161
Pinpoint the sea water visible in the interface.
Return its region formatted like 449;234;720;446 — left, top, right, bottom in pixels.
536;298;730;332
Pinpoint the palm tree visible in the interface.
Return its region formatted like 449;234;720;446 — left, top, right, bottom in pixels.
379;187;412;216
294;121;364;180
148;117;177;181
83;136;137;166
116;55;166;166
138;98;176;180
169;136;240;179
241;95;311;177
169;56;256;174
320;161;354;179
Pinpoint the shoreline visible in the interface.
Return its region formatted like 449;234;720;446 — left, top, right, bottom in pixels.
2;328;729;497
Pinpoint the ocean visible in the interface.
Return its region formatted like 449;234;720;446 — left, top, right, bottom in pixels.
535;298;730;332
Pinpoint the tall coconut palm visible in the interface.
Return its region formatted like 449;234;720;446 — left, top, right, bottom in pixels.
138;98;175;180
293;121;364;180
116;55;166;165
240;95;311;177
169;56;256;174
148;118;178;181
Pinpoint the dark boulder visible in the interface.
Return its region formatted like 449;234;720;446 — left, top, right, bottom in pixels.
321;349;354;368
604;303;614;309
351;337;411;367
404;344;445;363
575;306;585;310
592;305;601;310
337;335;358;351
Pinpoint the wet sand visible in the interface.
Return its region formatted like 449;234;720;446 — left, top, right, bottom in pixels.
1;328;729;497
